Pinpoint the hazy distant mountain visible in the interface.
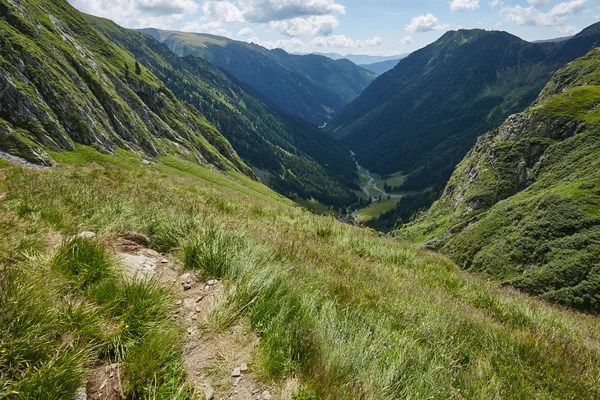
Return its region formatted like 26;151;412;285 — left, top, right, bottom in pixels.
360;59;403;74
141;30;377;126
311;52;408;65
533;36;573;43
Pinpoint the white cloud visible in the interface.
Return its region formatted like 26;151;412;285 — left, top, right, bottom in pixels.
501;0;587;27
406;13;447;32
489;0;504;7
311;35;383;49
268;15;339;36
401;36;413;45
246;36;307;51
240;0;345;23
202;1;244;23
237;27;254;36
198;0;346;39
70;0;198;28
450;0;480;12
528;0;549;8
181;20;232;36
202;0;345;24
557;25;578;34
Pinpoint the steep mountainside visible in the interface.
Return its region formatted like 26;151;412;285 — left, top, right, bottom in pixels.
360;59;401;74
88;16;358;208
400;48;600;313
0;0;250;174
141;29;377;126
329;25;600;223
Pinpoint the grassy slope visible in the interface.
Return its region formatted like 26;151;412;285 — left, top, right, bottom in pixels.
1;151;600;399
400;49;600;313
86;15;359;209
0;0;249;175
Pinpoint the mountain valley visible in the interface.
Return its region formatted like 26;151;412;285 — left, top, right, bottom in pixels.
2;0;600;398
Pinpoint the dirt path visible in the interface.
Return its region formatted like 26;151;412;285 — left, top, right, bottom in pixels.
110;234;281;400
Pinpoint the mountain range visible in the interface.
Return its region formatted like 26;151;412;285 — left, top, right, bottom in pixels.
87;16;359;209
3;0;600;397
141;29;377;126
311;52;408;65
329;24;600;227
399;47;600;313
359;59;402;74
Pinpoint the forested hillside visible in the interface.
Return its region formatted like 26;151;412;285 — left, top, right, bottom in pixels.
142;29;377;126
330;24;600;226
399;48;600;313
88;16;358;209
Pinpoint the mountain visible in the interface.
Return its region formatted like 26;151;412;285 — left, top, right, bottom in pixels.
360;59;402;74
141;29;377;126
533;36;573;43
87;16;358;209
312;52;408;65
0;0;251;175
399;48;600;313
329;25;600;226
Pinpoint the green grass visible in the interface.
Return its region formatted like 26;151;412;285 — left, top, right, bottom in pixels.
357;199;400;222
2;154;600;398
382;171;406;188
538;86;600;123
293;197;332;214
0;215;189;398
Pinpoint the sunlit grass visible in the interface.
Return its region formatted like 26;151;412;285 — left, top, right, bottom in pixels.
1;154;600;398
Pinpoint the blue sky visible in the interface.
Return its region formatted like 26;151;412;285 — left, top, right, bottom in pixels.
70;0;599;56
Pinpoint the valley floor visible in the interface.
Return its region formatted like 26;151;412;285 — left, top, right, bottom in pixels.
1;149;600;399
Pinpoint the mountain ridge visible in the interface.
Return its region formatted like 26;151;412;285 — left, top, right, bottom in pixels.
87;15;359;208
141;28;377;126
330;23;600;228
0;0;251;175
399;47;600;313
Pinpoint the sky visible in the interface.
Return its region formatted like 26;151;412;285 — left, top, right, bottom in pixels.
69;0;600;56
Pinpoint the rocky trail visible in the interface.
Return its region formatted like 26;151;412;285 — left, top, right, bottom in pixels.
74;232;282;400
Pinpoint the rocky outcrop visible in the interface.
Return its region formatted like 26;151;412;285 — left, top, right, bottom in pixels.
0;0;251;175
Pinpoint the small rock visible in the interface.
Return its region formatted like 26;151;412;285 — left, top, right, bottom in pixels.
142;160;151;165
231;367;241;377
187;327;194;335
196;296;204;303
187;311;197;320
77;231;96;239
180;273;196;291
72;385;87;400
183;298;196;309
261;391;272;400
207;279;218;286
234;377;242;387
195;306;203;313
175;300;183;305
205;384;215;400
161;258;168;264
240;363;248;372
